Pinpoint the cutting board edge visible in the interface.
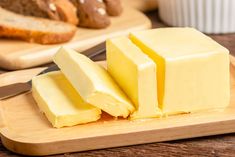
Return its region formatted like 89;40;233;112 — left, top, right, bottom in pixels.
0;48;59;70
1;118;235;156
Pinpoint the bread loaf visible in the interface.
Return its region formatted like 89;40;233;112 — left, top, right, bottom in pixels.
0;0;78;25
0;7;77;44
0;0;123;29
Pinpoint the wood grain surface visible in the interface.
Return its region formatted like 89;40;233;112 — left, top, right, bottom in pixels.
0;10;235;157
0;59;234;156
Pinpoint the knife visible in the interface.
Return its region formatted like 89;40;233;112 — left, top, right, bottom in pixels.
0;42;106;100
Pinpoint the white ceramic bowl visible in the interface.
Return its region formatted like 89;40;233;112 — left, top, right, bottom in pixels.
158;0;235;34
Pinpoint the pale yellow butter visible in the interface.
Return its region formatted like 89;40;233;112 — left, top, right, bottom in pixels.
130;28;230;114
107;37;161;119
54;48;135;118
32;71;101;128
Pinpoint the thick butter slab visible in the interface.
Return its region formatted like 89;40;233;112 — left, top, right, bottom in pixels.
54;48;135;118
32;71;101;128
107;37;161;119
130;28;230;114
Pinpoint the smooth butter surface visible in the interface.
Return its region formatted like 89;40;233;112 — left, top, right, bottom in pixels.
32;71;101;128
130;27;230;114
107;37;161;119
54;48;135;118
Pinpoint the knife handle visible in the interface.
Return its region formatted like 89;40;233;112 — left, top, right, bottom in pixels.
0;83;31;100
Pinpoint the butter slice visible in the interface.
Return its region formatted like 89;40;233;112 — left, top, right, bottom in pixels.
130;28;230;114
107;37;161;119
32;71;101;128
54;48;135;118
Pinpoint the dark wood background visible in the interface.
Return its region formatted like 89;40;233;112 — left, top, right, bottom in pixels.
1;10;235;157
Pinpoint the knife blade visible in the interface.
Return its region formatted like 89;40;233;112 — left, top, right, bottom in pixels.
0;42;106;100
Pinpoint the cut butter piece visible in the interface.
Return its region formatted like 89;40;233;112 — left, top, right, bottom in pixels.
32;71;101;128
130;27;230;114
107;37;161;119
54;47;135;118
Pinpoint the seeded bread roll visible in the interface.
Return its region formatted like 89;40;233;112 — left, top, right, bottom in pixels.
0;0;78;25
0;7;77;44
70;0;110;29
103;0;122;16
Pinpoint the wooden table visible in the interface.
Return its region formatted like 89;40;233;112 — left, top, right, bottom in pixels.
1;10;235;157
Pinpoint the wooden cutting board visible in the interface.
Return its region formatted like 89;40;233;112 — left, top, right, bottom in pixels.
0;56;234;156
0;7;151;70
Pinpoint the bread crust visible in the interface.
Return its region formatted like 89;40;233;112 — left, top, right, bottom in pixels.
0;24;77;44
53;0;79;25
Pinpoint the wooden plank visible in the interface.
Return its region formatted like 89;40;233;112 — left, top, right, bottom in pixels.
0;8;151;70
0;57;234;156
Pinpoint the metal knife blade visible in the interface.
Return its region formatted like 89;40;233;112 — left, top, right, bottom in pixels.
0;42;106;100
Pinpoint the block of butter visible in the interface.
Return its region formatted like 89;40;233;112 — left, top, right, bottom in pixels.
130;28;230;114
54;48;135;118
32;71;101;128
107;37;161;119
